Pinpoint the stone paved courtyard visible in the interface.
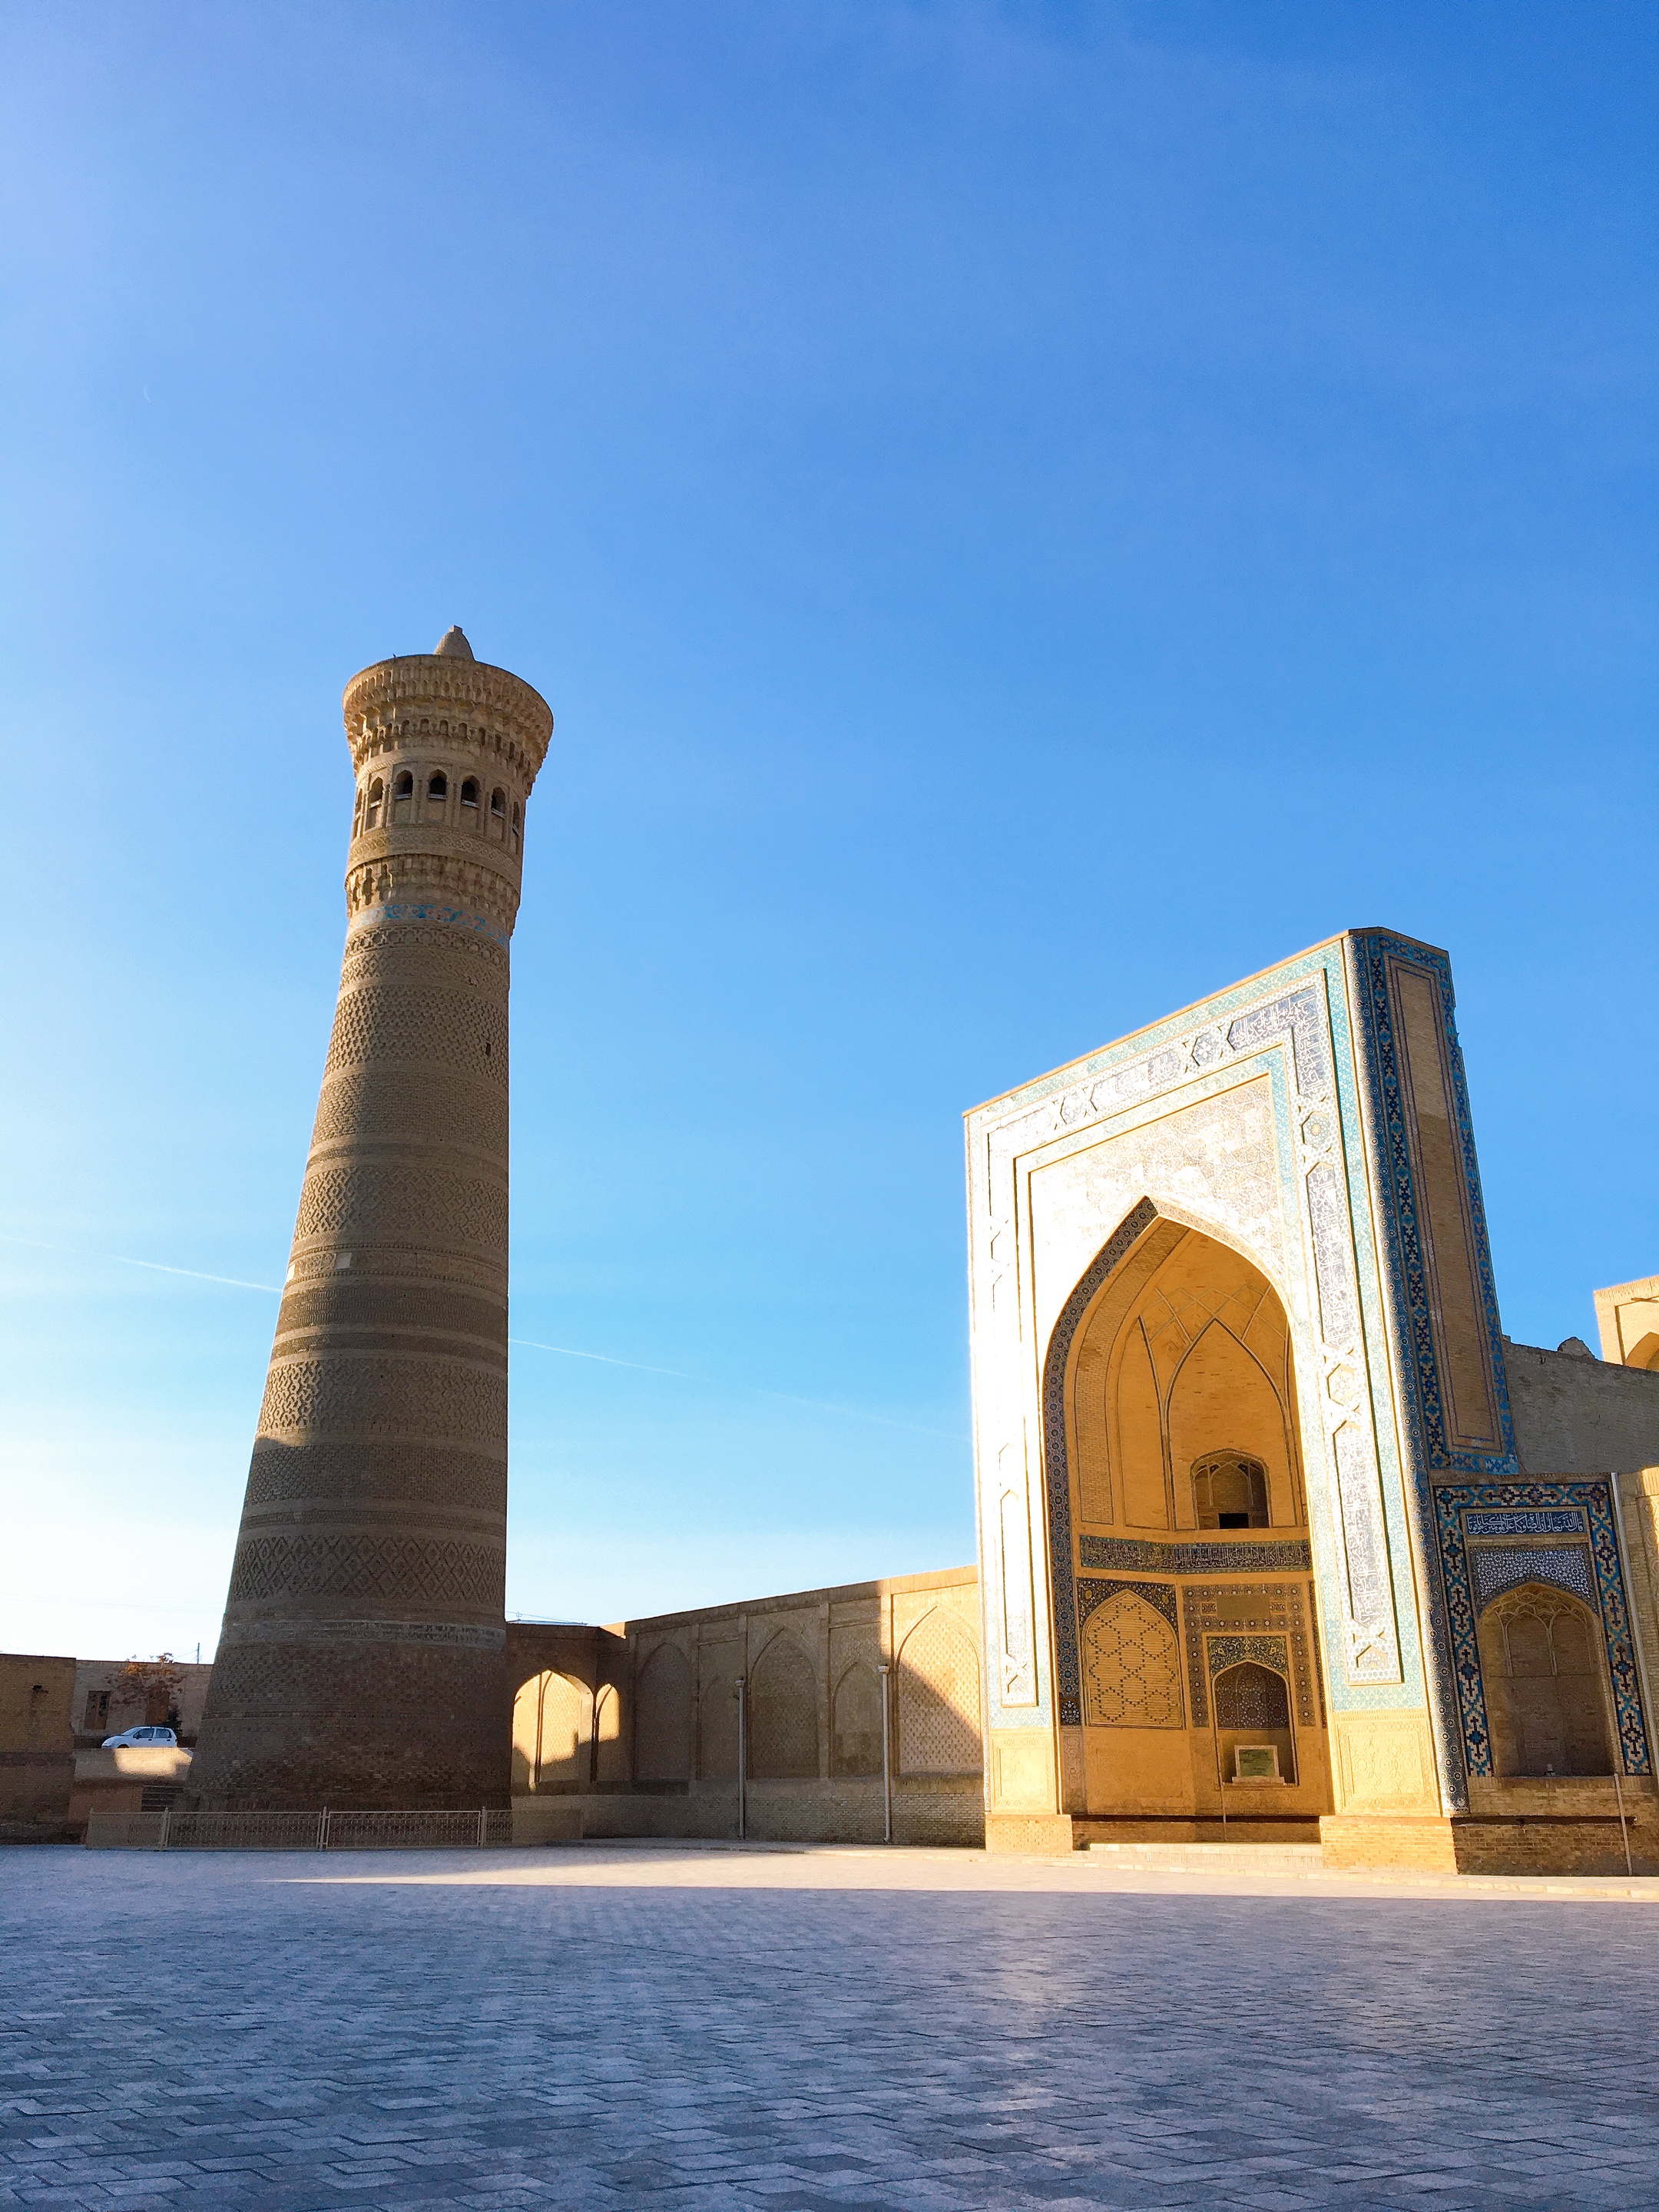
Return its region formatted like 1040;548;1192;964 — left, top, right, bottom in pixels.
3;1843;1657;2211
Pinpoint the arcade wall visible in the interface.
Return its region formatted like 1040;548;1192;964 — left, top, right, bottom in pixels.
505;1566;984;1846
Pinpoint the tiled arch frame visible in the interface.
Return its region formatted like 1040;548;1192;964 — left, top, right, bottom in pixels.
1434;1480;1651;1777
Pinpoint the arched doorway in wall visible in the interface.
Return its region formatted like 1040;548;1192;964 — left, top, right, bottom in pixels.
1477;1581;1614;1778
1044;1203;1333;1832
1214;1661;1297;1785
510;1670;594;1793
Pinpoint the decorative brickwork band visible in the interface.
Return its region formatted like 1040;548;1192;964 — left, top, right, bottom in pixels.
1079;1535;1313;1575
347;899;512;949
227;1532;504;1611
217;1619;507;1651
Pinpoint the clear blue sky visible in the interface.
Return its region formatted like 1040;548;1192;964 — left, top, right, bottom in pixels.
2;3;1654;1664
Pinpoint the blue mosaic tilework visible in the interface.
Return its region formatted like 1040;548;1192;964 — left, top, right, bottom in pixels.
1075;1577;1178;1631
1207;1634;1290;1677
1041;1200;1157;1727
1227;990;1326;1090
1433;1480;1650;1777
1465;1509;1585;1538
349;899;511;949
1350;936;1514;1476
1079;1535;1313;1575
1472;1546;1592;1609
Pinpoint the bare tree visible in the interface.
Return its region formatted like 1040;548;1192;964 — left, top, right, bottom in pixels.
118;1654;189;1730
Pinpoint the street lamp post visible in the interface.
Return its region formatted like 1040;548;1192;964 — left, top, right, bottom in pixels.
734;1676;747;1842
878;1662;892;1844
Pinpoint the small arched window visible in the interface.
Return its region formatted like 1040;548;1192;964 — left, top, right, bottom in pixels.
352;789;364;835
365;777;384;830
1214;1661;1290;1732
392;770;414;825
426;770;448;807
488;787;507;842
1192;1452;1269;1530
510;800;522;853
460;777;480;814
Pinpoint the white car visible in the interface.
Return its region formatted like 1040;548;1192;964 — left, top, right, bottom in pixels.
101;1726;178;1749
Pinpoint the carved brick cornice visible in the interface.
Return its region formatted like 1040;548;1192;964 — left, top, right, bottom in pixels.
343;654;553;786
345;853;522;932
347;830;519;895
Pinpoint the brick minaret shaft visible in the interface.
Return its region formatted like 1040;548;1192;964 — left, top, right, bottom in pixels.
191;630;552;1808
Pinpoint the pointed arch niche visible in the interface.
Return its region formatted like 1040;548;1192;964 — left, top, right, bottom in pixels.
1043;1201;1332;1826
1065;1210;1306;1536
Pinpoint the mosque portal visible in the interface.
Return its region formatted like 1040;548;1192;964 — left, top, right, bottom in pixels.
965;929;1659;1870
1055;1216;1333;1832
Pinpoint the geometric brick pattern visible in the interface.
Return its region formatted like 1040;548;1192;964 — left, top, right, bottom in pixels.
243;1439;505;1512
186;1639;507;1804
633;1644;694;1783
227;1532;502;1610
1080;1587;1184;1727
272;1281;508;1344
747;1635;819;1779
310;1068;510;1154
293;1162;508;1250
256;1356;508;1442
342;919;511;982
325;985;508;1088
830;1663;884;1777
896;1611;981;1776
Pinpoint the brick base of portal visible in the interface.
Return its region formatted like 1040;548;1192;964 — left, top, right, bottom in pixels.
1320;1812;1659;1876
1071;1815;1323;1846
983;1813;1079;1855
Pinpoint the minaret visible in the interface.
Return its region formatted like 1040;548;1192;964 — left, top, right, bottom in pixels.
191;629;552;1809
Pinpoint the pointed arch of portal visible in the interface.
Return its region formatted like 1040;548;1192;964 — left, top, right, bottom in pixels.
1040;1195;1309;1731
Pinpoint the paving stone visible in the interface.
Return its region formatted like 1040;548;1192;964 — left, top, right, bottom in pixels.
3;1846;1656;2211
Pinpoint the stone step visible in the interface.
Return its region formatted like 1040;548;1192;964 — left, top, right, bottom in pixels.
1084;1840;1324;1873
